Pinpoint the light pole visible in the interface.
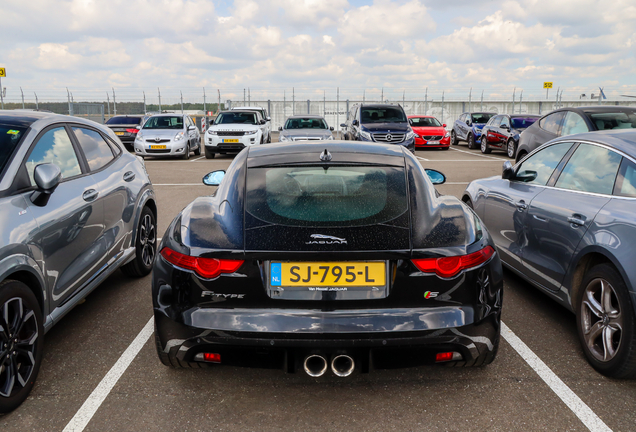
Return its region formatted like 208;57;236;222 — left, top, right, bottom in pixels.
34;92;38;110
112;88;117;115
158;87;162;112
20;87;24;109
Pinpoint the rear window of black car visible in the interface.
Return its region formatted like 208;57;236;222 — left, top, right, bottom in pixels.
586;111;636;130
246;166;408;226
0;125;27;178
106;116;142;125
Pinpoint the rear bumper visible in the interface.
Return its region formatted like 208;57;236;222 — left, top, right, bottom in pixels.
204;143;246;154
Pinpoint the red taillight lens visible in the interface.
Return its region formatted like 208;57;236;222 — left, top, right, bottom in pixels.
160;247;243;279
126;128;139;134
203;353;221;363
435;352;454;362
411;246;495;278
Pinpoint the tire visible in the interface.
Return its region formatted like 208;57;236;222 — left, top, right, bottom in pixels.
480;136;491;154
467;133;476;149
506;139;516;159
182;142;190;160
154;323;204;369
267;133;271;143
576;264;636;378
193;139;201;156
0;280;44;413
205;148;216;159
442;146;450;150
450;130;458;145
121;206;156;277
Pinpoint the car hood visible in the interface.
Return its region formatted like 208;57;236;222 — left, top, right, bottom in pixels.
280;129;332;138
210;124;260;132
472;124;486;130
412;126;446;135
361;122;410;133
139;129;182;138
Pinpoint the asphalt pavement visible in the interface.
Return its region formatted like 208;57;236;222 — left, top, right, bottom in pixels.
2;138;635;432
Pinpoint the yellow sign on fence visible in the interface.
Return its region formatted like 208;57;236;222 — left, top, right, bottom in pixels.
543;82;553;89
0;68;5;78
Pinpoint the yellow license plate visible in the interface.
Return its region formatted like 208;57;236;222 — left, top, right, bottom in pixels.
149;145;166;149
270;262;386;287
115;131;125;136
223;139;239;143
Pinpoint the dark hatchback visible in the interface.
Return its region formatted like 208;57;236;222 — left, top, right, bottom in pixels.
105;115;148;150
516;106;636;162
152;141;502;377
341;104;415;152
481;114;539;158
464;130;636;378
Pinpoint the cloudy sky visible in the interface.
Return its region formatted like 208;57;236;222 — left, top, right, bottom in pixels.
1;0;635;103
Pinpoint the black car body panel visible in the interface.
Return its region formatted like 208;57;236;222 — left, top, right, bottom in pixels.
153;141;502;374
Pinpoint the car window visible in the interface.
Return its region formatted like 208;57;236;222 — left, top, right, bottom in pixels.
26;126;82;185
511;116;538;129
500;116;511;128
539;111;565;135
0;125;27;179
614;158;636;197
561;112;589;135
471;113;494;124
360;107;406;123
215;112;258;125
555;144;621;195
587;111;636;130
106;116;142;125
459;114;466;122
72;127;115;171
246;165;408;227
284;118;328;129
515;142;573;186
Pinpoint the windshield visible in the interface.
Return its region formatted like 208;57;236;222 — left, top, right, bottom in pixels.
361;107;407;123
246;165;408;227
0;125;27;178
284;118;328;129
106;116;142;125
143;116;183;130
511;117;538;129
587;111;636;130
410;117;441;127
215;112;258;125
471;113;494;124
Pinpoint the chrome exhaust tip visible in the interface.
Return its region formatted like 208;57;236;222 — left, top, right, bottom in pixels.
331;354;355;377
303;354;328;377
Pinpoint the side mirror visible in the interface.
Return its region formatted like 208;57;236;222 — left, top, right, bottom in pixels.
266;117;271;121
31;163;62;206
408;119;413;125
442;124;446;128
425;169;446;185
188;125;196;131
330;126;334;131
203;170;226;186
502;161;515;180
278;126;283;131
466;120;471;126
501;124;509;131
260;119;266;125
340;123;347;128
352;120;359;126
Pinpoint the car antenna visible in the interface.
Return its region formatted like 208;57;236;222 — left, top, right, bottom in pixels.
320;149;332;162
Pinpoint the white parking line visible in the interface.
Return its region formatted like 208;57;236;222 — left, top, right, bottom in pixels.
449;147;508;161
501;322;612;432
62;317;155;432
190;156;205;162
416;156;430;161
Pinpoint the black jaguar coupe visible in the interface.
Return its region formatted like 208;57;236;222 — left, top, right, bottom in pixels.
152;141;503;377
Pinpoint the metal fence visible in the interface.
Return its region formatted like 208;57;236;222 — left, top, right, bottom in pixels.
70;102;104;124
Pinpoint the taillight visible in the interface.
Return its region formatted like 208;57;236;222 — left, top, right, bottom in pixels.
126;128;139;134
160;247;243;279
411;246;495;278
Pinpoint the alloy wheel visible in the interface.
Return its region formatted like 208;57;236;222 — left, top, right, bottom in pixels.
507;139;515;158
581;278;623;362
0;297;38;398
139;213;156;267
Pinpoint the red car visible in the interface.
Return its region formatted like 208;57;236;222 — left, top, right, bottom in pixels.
408;115;450;149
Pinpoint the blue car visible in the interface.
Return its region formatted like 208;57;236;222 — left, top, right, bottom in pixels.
451;112;496;149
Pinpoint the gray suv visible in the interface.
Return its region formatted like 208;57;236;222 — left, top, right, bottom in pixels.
0;111;157;412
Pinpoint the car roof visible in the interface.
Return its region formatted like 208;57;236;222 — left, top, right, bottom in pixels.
552;129;636;159
357;104;401;109
407;115;436;118
247;140;406;159
0;110;60;127
286;115;326;119
147;113;185;117
231;106;264;110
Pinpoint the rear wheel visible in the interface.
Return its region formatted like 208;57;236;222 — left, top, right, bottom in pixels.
182;142;190;160
0;280;44;413
121;206;156;277
481;136;491;154
205;148;215;159
193;139;201;156
576;264;636;378
467;133;476;149
506;139;516;159
450;130;458;145
463;197;474;209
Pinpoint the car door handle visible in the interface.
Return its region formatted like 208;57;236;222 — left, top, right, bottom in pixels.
82;189;99;202
515;201;528;211
533;214;548;222
567;216;586;227
123;171;135;182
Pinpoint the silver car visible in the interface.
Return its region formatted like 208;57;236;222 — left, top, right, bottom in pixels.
134;113;201;159
278;115;334;142
0;110;157;412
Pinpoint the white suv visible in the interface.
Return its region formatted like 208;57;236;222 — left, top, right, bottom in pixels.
231;106;271;143
205;110;266;159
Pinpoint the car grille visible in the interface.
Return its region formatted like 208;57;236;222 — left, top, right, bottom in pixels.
292;137;323;141
373;133;405;143
146;149;171;154
145;139;171;143
217;131;245;136
422;135;443;141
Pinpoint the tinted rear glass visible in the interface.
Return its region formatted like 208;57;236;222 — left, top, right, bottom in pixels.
246;166;408;227
511;117;538;129
471;113;494;123
0;125;27;178
587;111;636;130
106;116;142;125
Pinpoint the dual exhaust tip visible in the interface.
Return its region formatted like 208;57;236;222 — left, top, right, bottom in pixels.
303;354;355;378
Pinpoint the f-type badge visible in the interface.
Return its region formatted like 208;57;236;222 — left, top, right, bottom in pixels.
306;234;347;245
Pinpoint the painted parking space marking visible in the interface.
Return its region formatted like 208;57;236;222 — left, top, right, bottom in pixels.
501;322;612;432
62;317;155;432
449;147;508;161
416;156;430;161
190;156;205;162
